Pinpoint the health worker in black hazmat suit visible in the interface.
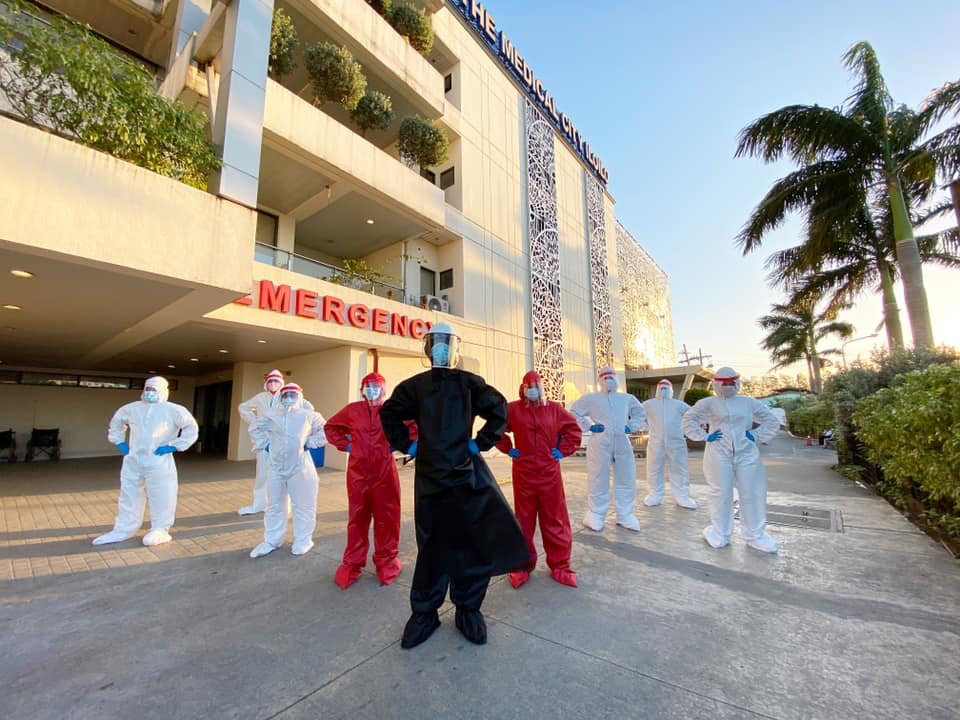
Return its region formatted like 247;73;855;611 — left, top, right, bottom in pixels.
380;322;529;649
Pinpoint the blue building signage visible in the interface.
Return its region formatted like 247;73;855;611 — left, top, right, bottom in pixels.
447;0;610;185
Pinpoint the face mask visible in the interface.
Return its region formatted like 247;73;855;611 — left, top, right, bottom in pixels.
717;385;737;399
659;387;673;400
603;377;617;392
281;395;298;408
524;387;540;401
363;385;382;402
431;343;450;367
143;390;160;404
266;381;281;394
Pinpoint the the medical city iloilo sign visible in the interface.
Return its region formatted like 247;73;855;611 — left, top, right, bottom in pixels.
448;0;610;185
235;280;432;339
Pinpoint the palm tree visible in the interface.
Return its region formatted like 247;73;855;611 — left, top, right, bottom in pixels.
918;79;960;227
758;300;854;394
737;42;960;348
764;192;960;349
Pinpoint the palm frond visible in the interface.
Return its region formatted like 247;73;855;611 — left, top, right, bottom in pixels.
918;79;960;131
842;42;893;134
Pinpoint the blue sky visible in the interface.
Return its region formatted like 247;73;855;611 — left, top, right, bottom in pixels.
480;0;960;375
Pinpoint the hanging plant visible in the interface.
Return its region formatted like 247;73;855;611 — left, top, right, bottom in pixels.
397;115;449;168
350;90;395;136
387;3;434;55
304;41;366;110
268;8;299;80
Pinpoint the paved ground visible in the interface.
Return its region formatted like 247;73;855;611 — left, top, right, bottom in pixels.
1;434;958;719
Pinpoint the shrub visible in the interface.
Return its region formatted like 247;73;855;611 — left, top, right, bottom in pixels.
853;363;960;536
388;3;433;55
351;90;395;136
786;399;834;437
397;115;449;168
0;1;220;189
682;387;712;405
304;42;366;110
365;0;392;15
268;7;299;80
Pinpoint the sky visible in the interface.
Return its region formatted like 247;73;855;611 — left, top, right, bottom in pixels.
479;0;960;375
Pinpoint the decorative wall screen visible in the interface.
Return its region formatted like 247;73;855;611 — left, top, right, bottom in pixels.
585;177;614;368
615;221;676;369
524;101;565;401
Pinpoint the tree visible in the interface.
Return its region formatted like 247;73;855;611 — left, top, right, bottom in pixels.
764;186;960;349
350;90;395;136
737;42;960;349
758;300;854;394
918;79;960;228
304;42;366;110
268;8;298;80
397;115;449;168
388;3;433;55
365;0;392;16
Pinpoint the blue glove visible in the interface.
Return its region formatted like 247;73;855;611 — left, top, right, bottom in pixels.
468;439;479;455
154;445;177;456
345;443;352;453
551;448;563;461
745;430;756;442
624;425;632;434
589;424;605;433
407;440;418;458
706;430;723;442
264;443;270;453
507;448;520;459
115;441;129;456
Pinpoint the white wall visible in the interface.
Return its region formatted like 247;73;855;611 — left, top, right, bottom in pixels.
0;376;196;460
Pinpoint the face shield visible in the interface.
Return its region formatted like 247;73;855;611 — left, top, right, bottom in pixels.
712;368;740;399
520;371;546;405
279;384;303;409
423;329;461;369
656;380;673;400
361;372;386;405
598;367;618;393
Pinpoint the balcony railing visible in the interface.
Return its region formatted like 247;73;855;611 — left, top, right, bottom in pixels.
255;243;405;302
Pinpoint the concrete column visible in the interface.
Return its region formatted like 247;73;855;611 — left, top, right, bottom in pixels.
227;361;264;461
167;0;212;69
276;213;296;253
210;0;274;208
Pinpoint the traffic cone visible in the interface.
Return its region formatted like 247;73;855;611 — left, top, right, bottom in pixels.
806;435;813;446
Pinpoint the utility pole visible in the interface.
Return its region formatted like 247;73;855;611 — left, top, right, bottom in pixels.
696;348;713;366
678;344;692;365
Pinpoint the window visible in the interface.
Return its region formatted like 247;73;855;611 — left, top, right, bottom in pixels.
420;266;437;298
21;372;79;386
420;167;436;184
80;376;131;389
0;370;20;384
439;269;454;291
444;73;453;93
439;167;455;190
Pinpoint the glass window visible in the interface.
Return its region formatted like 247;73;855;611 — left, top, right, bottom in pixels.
80;376;131;389
444;74;453;93
420;267;436;298
420;168;436;184
439;269;454;291
0;370;20;384
21;372;79;386
440;167;455;190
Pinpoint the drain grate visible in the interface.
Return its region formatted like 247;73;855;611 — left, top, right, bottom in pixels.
736;503;844;532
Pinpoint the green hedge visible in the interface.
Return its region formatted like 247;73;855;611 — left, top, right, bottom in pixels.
0;1;220;189
853;363;960;538
682;387;712;405
785;399;834;437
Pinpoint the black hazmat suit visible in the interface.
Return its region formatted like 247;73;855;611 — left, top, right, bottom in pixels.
380;368;530;613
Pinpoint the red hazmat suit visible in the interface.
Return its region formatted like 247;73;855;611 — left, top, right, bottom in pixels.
496;371;582;588
325;373;417;588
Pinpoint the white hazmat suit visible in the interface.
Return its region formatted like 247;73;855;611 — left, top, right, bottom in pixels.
236;369;284;515
643;379;697;509
681;367;780;552
93;376;198;547
249;383;327;558
570;367;646;532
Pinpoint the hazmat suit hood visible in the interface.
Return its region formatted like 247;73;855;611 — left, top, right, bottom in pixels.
598;366;618;393
361;372;387;406
519;370;547;406
712;367;741;399
656;379;673;400
264;369;284;393
143;376;170;404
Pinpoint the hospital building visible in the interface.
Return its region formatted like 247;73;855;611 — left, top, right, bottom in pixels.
0;0;676;468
